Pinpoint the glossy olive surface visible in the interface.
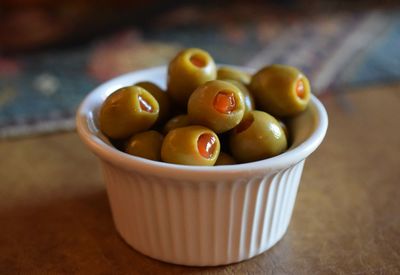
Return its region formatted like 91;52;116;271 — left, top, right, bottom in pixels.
217;66;251;85
250;64;311;117
167;48;217;107
230;110;287;163
161;126;220;166
99;86;159;139
278;119;289;142
215;152;236;165
135;81;171;125
163;114;191;135
225;79;255;116
188;80;245;133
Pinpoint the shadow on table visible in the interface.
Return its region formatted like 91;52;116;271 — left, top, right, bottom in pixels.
0;187;285;274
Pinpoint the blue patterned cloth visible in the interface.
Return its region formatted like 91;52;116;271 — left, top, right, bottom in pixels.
0;7;399;138
341;16;400;86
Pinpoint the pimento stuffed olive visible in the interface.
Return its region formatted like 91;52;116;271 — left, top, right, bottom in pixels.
250;64;311;117
99;86;159;139
188;80;245;133
161;126;220;166
167;48;217;107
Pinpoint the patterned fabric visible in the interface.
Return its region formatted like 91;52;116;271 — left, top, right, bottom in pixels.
0;4;399;138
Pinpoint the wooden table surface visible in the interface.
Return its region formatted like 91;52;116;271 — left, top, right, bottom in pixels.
1;84;400;274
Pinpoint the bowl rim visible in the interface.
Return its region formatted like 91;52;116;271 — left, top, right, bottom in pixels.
76;66;328;181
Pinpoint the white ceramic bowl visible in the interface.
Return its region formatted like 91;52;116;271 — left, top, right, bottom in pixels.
76;66;328;266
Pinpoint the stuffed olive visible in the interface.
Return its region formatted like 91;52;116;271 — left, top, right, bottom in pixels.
161;126;220;166
167;48;217;107
99;86;159;139
188;80;245;133
250;64;311;117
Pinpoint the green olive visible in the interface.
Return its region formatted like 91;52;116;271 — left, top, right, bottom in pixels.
135;81;171;125
230;110;287;163
161;126;220;166
125;130;163;161
250;64;311;117
167;48;217;107
217;66;251;85
225;79;255;116
99;86;159;139
188;80;245;133
215;152;236;165
163;114;191;135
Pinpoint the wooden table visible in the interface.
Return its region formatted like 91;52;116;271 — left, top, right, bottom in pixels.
1;84;400;274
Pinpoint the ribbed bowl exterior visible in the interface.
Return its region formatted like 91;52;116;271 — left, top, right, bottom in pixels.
101;160;305;266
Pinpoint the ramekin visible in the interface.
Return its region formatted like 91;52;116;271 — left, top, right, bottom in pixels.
76;66;328;266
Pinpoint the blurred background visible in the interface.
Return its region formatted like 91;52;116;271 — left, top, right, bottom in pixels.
0;0;399;138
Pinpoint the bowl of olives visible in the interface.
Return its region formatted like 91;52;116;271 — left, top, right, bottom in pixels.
76;48;328;266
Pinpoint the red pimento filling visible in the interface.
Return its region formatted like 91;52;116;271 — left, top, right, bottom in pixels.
213;91;236;114
296;79;305;99
190;54;206;68
197;133;217;159
138;95;153;112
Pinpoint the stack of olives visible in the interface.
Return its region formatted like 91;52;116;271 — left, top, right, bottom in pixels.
99;48;311;166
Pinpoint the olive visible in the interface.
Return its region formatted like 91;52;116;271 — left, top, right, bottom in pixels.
99;86;159;139
167;48;217;107
217;66;251;85
250;64;311;117
125;130;163;161
188;80;245;133
230;110;287;163
225;79;255;116
135;81;171;125
163;114;191;135
161;126;220;166
215;152;236;165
